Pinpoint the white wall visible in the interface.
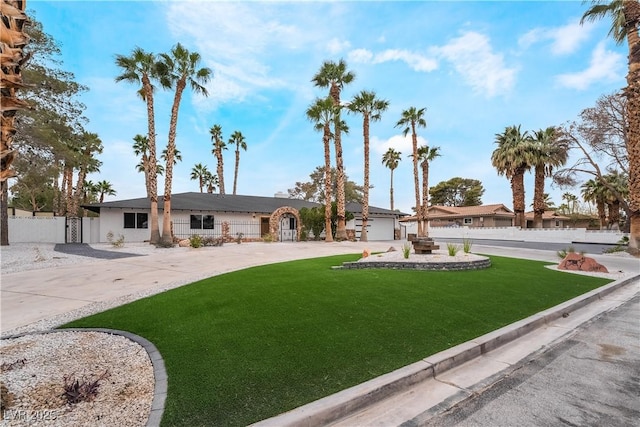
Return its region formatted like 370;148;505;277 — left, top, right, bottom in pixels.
7;217;66;243
427;226;625;245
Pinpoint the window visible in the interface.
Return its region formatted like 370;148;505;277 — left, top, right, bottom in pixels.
289;217;295;230
463;217;473;225
191;214;215;229
124;213;136;229
190;215;202;229
124;212;148;229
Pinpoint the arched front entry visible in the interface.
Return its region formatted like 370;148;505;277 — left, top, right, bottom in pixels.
269;206;301;242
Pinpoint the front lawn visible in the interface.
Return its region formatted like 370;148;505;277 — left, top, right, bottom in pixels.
62;254;611;426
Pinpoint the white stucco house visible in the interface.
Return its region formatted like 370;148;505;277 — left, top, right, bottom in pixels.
83;192;405;243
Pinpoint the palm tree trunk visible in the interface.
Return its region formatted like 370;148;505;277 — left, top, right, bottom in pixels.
411;124;423;237
511;169;526;228
216;149;225;195
143;74;161;245
361;115;370;242
323;124;333;242
161;80;186;244
533;166;546;228
390;169;395;211
624;0;640;252
421;161;430;237
1;181;9;246
233;148;239;195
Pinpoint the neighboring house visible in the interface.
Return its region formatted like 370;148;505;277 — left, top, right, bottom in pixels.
524;210;570;229
6;207;55;217
400;204;516;230
83;192;404;243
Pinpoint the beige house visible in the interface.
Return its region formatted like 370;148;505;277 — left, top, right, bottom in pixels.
524;210;570;228
400;204;515;229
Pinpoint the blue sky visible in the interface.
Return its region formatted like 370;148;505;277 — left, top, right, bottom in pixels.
29;0;626;213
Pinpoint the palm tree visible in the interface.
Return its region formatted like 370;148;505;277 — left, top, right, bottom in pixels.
132;134;152;198
210;124;226;194
96;180;116;203
530;127;569;228
228;131;247;195
306;97;337;242
382;148;402;211
396;107;428;236
414;145;441;234
72;132;103;217
157;43;212;244
82;180;99;204
582;0;639;250
115;47;163;244
203;170;218;194
491;125;533;229
312;59;355;241
347;90;389;242
603;170;629;230
562;192;579;214
190;163;209;193
581;180;607;228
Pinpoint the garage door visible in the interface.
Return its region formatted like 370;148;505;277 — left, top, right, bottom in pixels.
355;217;395;241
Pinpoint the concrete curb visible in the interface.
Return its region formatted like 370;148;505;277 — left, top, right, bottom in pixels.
251;274;640;427
1;328;167;427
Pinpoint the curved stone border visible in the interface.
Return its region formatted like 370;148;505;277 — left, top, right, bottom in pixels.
1;328;167;427
341;257;491;271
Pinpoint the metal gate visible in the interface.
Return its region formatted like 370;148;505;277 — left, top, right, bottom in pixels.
66;217;82;243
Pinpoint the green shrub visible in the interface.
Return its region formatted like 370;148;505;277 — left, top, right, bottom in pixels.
106;231;125;248
402;243;411;259
557;245;584;259
189;234;203;248
447;243;460;256
262;233;275;243
463;238;473;253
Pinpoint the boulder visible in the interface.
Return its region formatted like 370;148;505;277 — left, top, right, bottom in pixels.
558;252;608;273
387;246;397;252
362;249;371;258
178;239;191;247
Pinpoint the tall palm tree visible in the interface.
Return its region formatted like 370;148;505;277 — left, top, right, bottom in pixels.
115;47;163;244
562;192;579;214
415;145;441;234
530;127;569;228
306;96;337;242
190;163;209;193
228;131;247;195
312;59;355;241
491;125;533;229
582;0;640;250
96;180;116;203
382;148;402;211
210;124;226;194
347;90;389;242
157;43;212;244
396;107;428;236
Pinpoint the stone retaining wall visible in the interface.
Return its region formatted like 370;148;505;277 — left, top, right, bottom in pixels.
341;258;491;271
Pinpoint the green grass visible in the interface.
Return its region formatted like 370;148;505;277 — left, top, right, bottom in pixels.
62;254;611;426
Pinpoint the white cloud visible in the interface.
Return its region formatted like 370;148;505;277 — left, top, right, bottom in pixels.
348;48;437;72
326;38;351;54
433;31;516;97
371;134;428;156
556;42;623;90
519;19;595;55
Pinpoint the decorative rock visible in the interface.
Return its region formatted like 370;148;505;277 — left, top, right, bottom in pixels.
178;239;191;247
558;253;609;273
387;246;397;252
362;249;370;258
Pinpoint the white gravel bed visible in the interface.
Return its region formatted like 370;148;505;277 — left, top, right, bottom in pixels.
0;331;153;426
358;249;487;263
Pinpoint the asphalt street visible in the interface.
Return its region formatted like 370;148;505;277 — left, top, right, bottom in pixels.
421;295;640;427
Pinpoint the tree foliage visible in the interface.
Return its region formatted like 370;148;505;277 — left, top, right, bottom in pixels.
429;177;484;206
288;166;364;204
